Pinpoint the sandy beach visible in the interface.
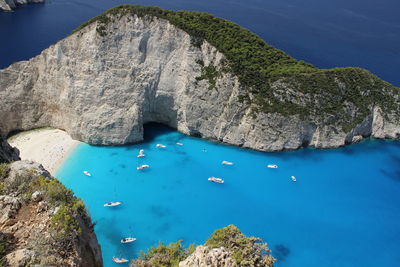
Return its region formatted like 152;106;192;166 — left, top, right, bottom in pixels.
8;128;80;175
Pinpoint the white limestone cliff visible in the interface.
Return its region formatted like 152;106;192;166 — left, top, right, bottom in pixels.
0;13;399;151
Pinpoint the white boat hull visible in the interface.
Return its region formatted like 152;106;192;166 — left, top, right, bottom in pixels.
104;202;122;207
121;237;137;243
208;177;224;184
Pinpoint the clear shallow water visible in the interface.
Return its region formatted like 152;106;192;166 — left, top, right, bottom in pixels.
56;124;400;267
0;0;399;86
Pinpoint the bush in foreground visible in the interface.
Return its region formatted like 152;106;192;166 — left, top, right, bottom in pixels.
131;224;275;267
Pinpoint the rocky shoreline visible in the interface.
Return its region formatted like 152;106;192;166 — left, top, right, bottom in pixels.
131;224;276;267
0;160;102;266
0;136;19;163
0;0;44;12
0;6;399;152
1;131;101;266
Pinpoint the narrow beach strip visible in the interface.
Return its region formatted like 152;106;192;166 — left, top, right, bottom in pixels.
7;128;80;175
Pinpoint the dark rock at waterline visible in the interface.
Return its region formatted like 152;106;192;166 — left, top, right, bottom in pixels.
0;136;19;163
0;0;44;12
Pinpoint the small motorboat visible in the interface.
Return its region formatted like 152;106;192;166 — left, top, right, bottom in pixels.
112;257;129;263
221;161;233;165
121;237;137;244
208;177;224;184
83;171;92;176
137;149;145;157
291;176;297;182
267;164;278;169
104;202;122;207
156;144;166;148
137;164;150;170
176;142;184;146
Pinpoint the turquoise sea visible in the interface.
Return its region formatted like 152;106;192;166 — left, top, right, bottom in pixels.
2;0;399;265
56;124;400;267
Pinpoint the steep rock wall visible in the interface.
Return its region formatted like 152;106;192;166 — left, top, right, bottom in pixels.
0;161;103;266
0;12;399;151
0;136;19;163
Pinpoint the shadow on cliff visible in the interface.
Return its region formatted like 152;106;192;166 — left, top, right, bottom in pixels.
122;122;180;152
124;123;188;154
143;122;176;142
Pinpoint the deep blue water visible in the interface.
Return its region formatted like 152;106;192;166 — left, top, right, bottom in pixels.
0;0;399;86
56;124;400;267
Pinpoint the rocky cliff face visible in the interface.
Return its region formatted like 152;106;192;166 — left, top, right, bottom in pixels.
0;161;102;266
132;224;275;267
0;136;19;163
179;246;237;267
0;6;399;151
0;0;44;11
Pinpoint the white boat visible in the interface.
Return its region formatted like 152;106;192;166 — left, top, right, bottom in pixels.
83;171;92;176
112;257;129;263
176;142;184;146
137;149;145;158
136;164;149;170
156;144;166;148
267;164;278;169
221;161;233;165
121;237;137;244
208;177;224;184
291;176;297;182
104;202;122;207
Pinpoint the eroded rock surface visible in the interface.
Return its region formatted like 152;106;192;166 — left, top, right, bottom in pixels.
179;245;237;267
0;7;399;151
0;136;19;163
0;161;102;266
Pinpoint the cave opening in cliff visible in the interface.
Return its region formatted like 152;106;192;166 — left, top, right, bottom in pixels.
143;122;176;142
6;129;24;139
301;138;311;148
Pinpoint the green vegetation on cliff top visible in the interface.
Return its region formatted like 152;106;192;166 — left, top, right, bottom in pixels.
73;5;400;131
72;5;314;80
0;164;90;255
131;224;275;267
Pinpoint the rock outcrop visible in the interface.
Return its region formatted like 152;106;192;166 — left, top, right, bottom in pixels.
0;5;399;151
0;0;44;11
0;136;19;163
0;161;103;266
179;245;237;267
132;224;275;267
